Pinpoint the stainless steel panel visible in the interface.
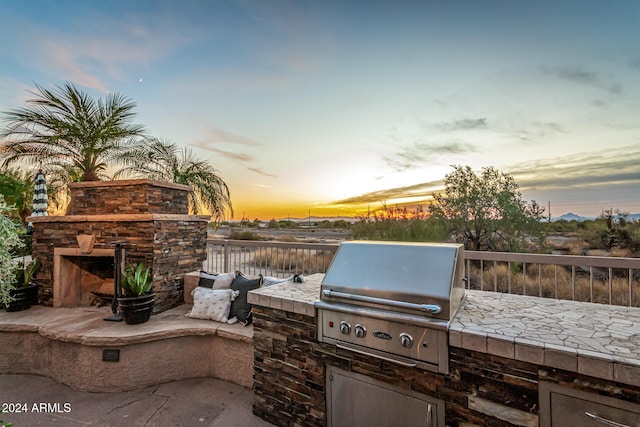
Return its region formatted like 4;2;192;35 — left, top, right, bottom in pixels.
321;241;464;320
326;366;445;427
314;300;450;331
540;382;640;427
317;307;449;373
318;307;441;365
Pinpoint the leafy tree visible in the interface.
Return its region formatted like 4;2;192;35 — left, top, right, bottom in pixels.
429;165;545;251
116;138;233;221
0;167;33;224
0;82;145;181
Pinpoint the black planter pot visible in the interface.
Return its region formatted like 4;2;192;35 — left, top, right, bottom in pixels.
117;293;155;325
4;284;35;312
26;282;39;306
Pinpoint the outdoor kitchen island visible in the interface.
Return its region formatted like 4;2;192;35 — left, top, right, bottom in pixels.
248;277;640;426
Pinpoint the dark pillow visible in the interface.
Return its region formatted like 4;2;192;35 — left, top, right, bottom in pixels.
229;273;262;325
198;271;218;288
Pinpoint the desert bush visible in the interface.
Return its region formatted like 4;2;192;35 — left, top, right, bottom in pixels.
267;219;280;229
277;220;299;228
567;241;587;255
349;206;447;242
543;220;580;233
227;230;265;241
316;220;351;229
577;211;640;255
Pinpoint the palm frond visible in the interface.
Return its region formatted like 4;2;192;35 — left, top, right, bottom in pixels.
1;81;145;181
114;138;233;220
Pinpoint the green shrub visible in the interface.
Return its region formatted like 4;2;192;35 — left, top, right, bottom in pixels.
349;207;447;242
228;230;265;241
267;219;280;229
0;195;26;306
577;211;640;254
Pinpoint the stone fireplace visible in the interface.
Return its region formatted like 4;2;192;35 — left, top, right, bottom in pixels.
28;179;209;313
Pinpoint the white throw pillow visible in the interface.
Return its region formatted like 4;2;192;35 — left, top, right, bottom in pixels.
198;271;235;289
187;288;239;322
210;272;235;290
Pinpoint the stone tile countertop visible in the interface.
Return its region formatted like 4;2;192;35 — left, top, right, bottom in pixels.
249;275;640;386
248;273;324;317
451;290;640;386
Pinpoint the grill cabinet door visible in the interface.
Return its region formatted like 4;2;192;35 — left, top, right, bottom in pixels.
326;366;444;427
540;382;640;427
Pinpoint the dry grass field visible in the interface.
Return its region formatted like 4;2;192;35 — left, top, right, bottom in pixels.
467;261;640;307
252;247;335;275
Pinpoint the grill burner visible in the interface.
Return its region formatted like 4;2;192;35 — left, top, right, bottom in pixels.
315;241;465;373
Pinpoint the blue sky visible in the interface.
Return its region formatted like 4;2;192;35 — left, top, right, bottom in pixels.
1;0;639;219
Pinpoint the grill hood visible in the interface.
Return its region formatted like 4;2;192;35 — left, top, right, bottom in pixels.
320;241;465;321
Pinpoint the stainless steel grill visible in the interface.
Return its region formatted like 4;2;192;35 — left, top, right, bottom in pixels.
315;241;465;374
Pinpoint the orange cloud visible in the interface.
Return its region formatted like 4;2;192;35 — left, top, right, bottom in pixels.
43;41;107;92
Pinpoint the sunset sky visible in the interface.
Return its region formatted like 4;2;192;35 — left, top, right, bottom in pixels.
1;1;639;220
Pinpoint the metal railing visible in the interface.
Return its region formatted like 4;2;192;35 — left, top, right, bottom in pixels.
204;239;338;278
465;251;640;307
205;240;640;307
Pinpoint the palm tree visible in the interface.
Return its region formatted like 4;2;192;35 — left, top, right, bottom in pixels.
0;82;146;181
116;138;233;221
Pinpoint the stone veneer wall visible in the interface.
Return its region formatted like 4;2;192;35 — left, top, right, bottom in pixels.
31;217;208;311
67;179;190;215
252;306;640;426
29;179;208;312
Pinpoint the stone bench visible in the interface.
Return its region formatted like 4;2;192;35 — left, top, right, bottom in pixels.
0;303;253;392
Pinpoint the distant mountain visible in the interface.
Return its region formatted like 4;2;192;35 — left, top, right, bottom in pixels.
276;216;359;224
552;212;640;222
552;213;592;222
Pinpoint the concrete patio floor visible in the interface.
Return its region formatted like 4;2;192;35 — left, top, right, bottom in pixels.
0;373;273;426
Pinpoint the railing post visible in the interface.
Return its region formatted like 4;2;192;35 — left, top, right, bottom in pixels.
223;240;230;273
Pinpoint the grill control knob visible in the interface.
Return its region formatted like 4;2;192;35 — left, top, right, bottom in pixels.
399;333;413;348
354;324;367;338
340;321;351;335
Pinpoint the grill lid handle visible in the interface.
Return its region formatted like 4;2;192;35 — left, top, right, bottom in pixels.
322;289;442;314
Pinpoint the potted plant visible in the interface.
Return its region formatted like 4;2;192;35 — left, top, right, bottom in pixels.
0;196;28;312
117;262;155;324
11;258;40;309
